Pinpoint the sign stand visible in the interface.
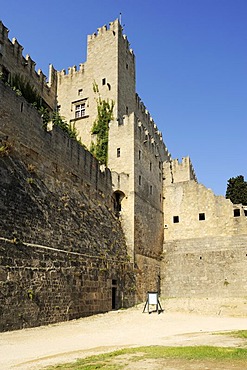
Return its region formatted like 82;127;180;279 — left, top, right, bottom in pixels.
142;291;163;314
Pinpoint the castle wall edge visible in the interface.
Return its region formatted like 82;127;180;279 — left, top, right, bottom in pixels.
0;20;57;110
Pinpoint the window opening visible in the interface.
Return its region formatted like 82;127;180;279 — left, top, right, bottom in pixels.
244;209;247;217
117;148;120;157
78;89;83;96
126;106;129;115
139;175;142;186
20;102;24;112
139;150;141;160
199;213;205;221
150;162;152;171
126;63;129;69
173;216;179;223
234;209;240;217
149;185;153;195
75;103;85;118
102;78;106;85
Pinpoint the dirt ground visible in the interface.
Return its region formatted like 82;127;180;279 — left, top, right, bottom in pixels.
0;304;247;370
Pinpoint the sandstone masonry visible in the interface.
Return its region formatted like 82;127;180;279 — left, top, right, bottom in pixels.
0;18;246;331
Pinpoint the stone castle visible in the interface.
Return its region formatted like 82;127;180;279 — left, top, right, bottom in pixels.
0;18;246;331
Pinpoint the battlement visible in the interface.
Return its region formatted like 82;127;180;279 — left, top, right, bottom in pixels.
0;79;113;200
0;20;9;42
135;94;162;137
0;20;56;110
87;19;134;58
172;156;197;181
57;63;85;77
135;93;171;161
163;156;197;185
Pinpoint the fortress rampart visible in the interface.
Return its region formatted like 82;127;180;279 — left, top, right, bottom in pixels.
134;94;170;161
0;79;136;331
0;21;56;110
0;80;112;202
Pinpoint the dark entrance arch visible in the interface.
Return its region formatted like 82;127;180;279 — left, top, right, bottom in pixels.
113;190;125;217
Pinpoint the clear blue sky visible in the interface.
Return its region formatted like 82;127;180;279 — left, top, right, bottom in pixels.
1;0;246;196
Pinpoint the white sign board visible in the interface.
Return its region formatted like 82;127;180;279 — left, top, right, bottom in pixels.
148;292;158;305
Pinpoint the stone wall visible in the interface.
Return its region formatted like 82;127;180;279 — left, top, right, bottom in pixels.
0;239;135;332
0;80;113;204
0;81;135;331
163;179;247;240
162;174;247;306
135;254;161;302
161;235;247;300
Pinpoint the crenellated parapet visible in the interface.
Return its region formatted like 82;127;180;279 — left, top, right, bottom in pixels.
57;63;85;80
0;20;57;110
87;19;135;60
163;156;197;185
0;20;9;43
135;94;170;161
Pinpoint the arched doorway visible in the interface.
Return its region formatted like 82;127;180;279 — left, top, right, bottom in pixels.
113;190;125;217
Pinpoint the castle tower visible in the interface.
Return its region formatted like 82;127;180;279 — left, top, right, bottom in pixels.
57;20;171;296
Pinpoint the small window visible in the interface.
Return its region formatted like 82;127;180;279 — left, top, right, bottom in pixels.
75;103;85;118
78;89;83;96
149;185;153;195
173;216;179;223
234;209;240;217
20;102;24;112
244;209;247;217
138;150;141;160
102;78;106;85
126;106;129;115
159;161;162;169
199;213;205;221
150;162;152;171
126;63;129;69
159;173;162;182
107;83;111;91
117;148;120;157
139;175;142;186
